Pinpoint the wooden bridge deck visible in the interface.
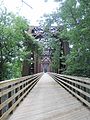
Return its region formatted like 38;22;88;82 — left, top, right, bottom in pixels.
7;73;90;120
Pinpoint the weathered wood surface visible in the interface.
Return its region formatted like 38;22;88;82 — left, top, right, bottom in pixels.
48;73;90;108
7;73;90;120
0;73;43;120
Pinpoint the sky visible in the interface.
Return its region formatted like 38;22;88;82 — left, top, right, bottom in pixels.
3;0;59;25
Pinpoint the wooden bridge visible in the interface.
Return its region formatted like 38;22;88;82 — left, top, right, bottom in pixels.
0;73;90;120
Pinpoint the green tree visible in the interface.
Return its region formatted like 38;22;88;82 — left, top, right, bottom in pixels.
0;6;42;81
40;0;90;77
59;0;90;77
0;8;28;80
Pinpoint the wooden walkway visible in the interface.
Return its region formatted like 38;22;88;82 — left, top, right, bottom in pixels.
7;73;90;120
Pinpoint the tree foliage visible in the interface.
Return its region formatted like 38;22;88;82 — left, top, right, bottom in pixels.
0;6;41;81
60;0;90;77
40;0;90;77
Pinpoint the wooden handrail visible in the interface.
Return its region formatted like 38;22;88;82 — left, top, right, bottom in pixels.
0;73;43;120
48;72;90;108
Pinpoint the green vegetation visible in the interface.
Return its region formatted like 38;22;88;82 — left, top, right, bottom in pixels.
0;5;41;81
40;0;90;77
0;0;90;80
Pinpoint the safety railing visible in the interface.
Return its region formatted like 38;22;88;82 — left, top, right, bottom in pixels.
48;72;90;108
0;73;43;120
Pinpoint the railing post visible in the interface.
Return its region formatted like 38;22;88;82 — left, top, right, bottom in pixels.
0;96;2;117
0;73;42;119
8;85;13;114
48;73;90;108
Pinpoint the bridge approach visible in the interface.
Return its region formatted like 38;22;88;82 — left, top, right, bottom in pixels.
0;73;90;120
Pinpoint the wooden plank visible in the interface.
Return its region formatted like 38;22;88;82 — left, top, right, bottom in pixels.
60;74;90;84
49;74;90;107
0;80;38;120
0;73;42;89
57;76;90;89
0;74;43;120
55;79;90;107
55;77;90;98
0;75;39;97
0;75;42;110
50;72;90;84
0;79;38;110
7;73;90;120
